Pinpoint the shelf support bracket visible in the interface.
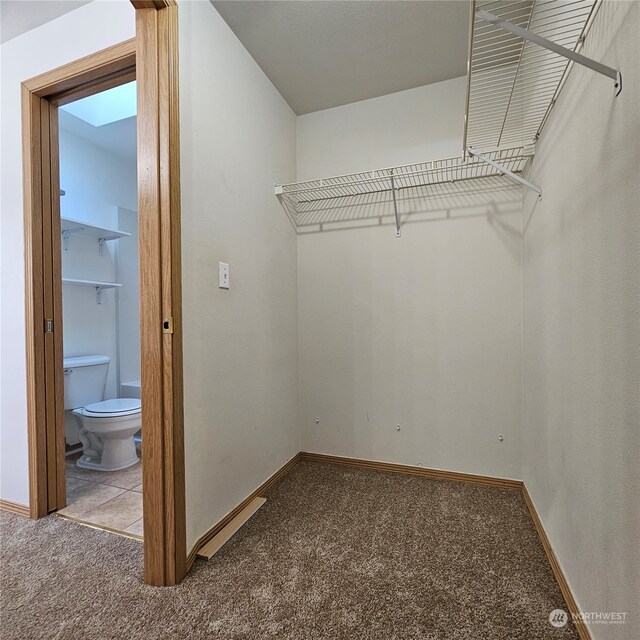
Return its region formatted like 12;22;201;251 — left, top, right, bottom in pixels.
98;235;124;256
467;148;542;198
95;286;103;305
61;227;83;251
475;9;622;96
390;170;401;238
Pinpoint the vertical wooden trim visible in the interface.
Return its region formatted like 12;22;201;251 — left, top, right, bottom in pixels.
22;87;48;519
158;3;186;584
135;2;186;586
39;99;58;510
49;105;66;509
23;99;67;516
137;6;166;586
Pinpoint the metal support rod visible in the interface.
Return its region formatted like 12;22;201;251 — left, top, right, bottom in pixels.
390;170;401;237
462;0;476;156
467;148;542;197
475;9;622;96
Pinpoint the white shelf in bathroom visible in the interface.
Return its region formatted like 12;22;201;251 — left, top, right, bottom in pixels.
62;277;122;288
62;278;122;304
61;216;131;254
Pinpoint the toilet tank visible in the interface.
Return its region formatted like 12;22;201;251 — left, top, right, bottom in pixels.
63;355;110;410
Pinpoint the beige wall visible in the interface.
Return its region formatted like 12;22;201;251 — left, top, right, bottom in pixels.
179;1;299;551
522;2;640;637
297;78;524;479
297;77;467;179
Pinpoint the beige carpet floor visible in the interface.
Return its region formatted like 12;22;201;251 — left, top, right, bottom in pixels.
1;461;578;639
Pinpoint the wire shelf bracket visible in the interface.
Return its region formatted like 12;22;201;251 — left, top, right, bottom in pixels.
476;9;622;97
467;147;542;199
390;169;401;238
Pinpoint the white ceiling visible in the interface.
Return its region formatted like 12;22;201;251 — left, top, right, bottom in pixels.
0;0;92;44
211;0;470;115
59;109;137;163
2;0;470;115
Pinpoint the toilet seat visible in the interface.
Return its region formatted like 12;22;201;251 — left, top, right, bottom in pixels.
82;398;141;418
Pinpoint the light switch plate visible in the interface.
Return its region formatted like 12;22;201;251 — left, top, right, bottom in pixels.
218;262;229;289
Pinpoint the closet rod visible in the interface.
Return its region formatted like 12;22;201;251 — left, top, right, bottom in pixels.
475;9;622;96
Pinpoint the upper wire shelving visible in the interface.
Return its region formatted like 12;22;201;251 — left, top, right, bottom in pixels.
275;146;533;234
464;0;610;151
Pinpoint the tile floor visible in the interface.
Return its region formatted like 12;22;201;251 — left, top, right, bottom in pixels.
58;451;143;539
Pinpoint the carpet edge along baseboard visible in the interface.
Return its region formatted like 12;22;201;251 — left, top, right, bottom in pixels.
301;452;523;490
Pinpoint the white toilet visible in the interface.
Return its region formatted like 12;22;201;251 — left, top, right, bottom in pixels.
64;355;141;471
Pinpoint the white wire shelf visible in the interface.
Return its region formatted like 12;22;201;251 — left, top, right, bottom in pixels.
464;0;601;150
275;146;533;233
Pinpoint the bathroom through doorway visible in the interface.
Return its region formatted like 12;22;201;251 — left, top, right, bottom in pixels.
55;80;143;538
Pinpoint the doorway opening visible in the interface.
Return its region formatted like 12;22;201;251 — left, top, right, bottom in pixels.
55;81;143;538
